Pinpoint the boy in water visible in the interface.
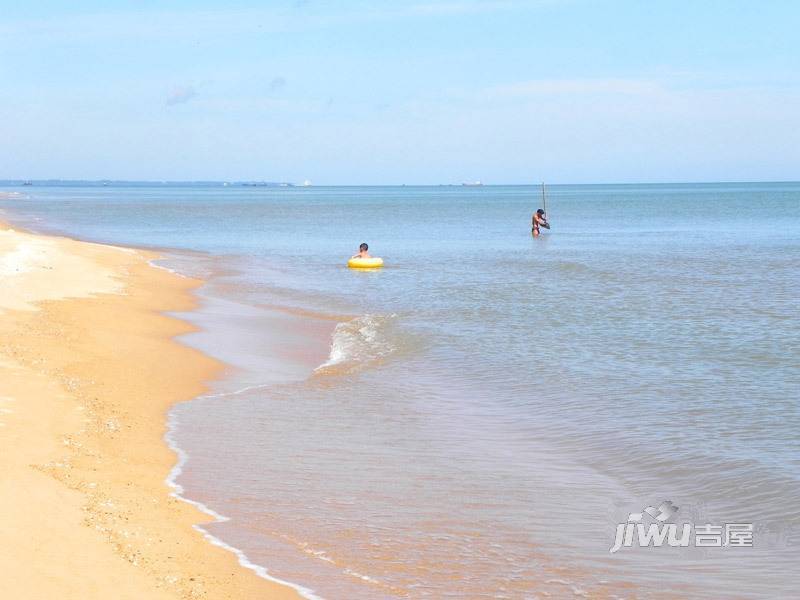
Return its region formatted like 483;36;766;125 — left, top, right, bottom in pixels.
532;209;549;236
352;242;371;258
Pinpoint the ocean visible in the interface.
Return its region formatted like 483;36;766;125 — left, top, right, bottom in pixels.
2;182;798;598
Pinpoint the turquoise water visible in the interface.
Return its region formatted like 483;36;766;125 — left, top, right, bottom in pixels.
2;182;799;598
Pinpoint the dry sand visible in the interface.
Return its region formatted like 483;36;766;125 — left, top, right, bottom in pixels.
0;224;301;599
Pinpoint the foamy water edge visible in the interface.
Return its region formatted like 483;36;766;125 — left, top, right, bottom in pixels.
165;407;325;600
165;306;399;597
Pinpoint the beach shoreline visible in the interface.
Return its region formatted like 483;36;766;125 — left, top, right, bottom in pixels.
0;220;302;599
4;181;797;598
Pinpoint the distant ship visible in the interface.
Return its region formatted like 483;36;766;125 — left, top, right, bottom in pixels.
22;181;32;186
462;181;483;187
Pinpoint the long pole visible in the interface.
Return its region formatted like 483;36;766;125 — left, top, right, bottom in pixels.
541;182;547;216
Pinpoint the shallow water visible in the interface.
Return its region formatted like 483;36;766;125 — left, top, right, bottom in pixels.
3;182;799;598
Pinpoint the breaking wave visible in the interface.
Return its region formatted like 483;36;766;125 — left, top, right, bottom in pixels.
315;314;398;374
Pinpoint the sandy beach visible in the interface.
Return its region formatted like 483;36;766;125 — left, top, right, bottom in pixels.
0;222;300;599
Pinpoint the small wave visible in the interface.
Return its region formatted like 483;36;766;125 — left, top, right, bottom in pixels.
147;257;190;278
315;314;397;374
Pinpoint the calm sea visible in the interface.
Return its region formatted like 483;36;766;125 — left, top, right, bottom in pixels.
2;182;799;598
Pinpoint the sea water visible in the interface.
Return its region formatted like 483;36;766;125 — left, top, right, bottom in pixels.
2;182;798;598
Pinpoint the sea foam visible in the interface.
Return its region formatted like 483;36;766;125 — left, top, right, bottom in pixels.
315;314;397;374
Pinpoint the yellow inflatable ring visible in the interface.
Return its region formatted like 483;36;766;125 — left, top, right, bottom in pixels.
348;257;384;269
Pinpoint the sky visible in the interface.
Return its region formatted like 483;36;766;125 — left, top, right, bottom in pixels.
1;0;798;184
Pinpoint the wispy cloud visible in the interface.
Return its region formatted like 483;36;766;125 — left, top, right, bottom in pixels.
407;1;522;16
166;85;198;106
488;78;662;98
0;2;536;44
267;77;287;92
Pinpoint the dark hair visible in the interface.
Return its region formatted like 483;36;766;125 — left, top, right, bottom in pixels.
359;243;368;251
537;209;545;215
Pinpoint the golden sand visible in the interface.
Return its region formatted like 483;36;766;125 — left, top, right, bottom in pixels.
0;225;301;599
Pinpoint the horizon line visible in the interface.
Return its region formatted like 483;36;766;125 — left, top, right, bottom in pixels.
2;179;799;187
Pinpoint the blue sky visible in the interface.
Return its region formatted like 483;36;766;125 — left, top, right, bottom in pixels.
1;1;798;184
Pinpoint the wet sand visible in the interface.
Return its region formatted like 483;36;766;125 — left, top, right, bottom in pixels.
0;223;301;599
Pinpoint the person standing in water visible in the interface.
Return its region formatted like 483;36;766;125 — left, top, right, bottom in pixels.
352;242;371;258
532;209;549;236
